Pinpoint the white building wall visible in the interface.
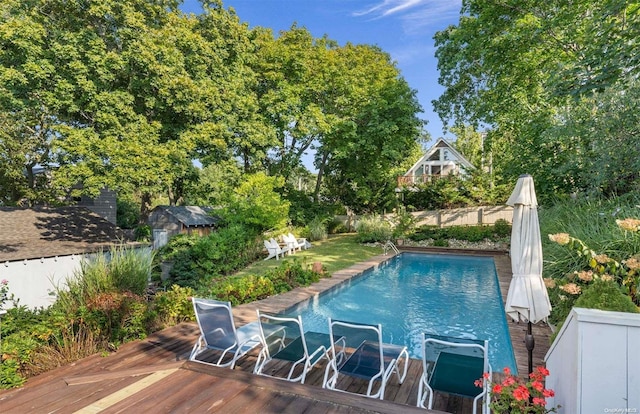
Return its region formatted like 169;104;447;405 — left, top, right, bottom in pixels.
545;308;640;413
1;255;84;309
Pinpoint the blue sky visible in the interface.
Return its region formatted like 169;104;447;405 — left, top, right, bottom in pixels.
180;0;463;143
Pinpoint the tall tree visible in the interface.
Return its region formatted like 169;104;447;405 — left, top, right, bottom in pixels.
433;0;640;199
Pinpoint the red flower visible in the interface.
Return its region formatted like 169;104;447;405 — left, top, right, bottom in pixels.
483;372;490;379
502;376;516;386
503;367;511;376
533;397;547;406
543;388;555;398
474;379;483;387
531;380;544;392
513;385;530;401
492;384;503;394
536;366;550;377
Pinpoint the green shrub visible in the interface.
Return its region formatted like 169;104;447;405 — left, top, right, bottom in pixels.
433;239;450;247
574;280;639;313
202;259;323;306
391;208;416;238
0;358;26;388
355;215;393;243
152;285;195;327
167;223;262;288
134;225;151;242
409;223;508;243
224;172;290;232
493;219;511;237
327;218;348;234
108;247;153;295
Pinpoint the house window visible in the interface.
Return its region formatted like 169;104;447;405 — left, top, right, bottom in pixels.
427;149;440;161
443;149;450;160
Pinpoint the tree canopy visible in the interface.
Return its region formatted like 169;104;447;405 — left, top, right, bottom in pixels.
0;0;425;217
433;0;640;201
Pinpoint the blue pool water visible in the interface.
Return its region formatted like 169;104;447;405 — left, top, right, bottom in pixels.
283;252;517;373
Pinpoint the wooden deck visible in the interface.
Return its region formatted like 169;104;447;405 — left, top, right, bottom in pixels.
0;248;551;414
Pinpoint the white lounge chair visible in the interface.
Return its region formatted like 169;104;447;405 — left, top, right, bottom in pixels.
189;297;261;369
417;333;492;414
254;311;335;384
323;319;408;400
281;233;304;253
263;239;290;260
288;232;310;250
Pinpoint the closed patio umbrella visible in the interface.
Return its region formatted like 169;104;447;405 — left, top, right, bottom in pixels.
505;174;551;374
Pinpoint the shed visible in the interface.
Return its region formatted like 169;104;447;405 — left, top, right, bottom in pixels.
148;206;220;248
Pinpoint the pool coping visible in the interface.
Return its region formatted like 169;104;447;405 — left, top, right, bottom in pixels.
231;246;551;378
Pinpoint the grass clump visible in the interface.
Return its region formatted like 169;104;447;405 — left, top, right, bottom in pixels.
355;215;393;243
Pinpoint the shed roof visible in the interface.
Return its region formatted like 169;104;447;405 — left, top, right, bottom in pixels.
152;206;220;227
0;206;133;262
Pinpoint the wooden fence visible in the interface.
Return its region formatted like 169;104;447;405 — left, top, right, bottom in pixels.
336;205;513;230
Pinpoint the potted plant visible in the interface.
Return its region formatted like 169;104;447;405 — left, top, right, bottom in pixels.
475;366;559;414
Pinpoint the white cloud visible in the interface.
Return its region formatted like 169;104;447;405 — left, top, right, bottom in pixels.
354;0;461;34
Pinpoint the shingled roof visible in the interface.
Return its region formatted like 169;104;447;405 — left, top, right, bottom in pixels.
0;206;131;262
152;206;220;227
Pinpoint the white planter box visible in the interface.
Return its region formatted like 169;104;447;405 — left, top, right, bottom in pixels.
544;308;640;413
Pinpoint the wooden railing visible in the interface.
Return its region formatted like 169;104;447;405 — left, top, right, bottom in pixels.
397;175;451;186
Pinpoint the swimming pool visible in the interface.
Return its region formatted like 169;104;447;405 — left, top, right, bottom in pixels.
283;252;517;373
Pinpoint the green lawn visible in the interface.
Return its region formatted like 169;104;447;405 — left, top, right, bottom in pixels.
234;233;383;277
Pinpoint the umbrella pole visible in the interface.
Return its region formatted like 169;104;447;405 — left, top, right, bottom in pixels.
525;320;534;374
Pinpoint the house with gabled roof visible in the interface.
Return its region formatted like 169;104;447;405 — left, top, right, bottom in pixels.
0;206;143;309
398;138;475;187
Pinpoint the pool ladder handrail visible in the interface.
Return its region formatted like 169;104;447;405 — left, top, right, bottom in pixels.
383;240;399;255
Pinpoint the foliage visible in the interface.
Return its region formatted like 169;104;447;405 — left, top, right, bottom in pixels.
400;177;475;211
327;218;349;234
151;285;195;328
224;172;290;233
433;1;640;202
156;233;200;262
391;207;416;238
545;216;640;325
203;259;323;306
116;199;141;229
476;366;558;414
409;223;511;244
306;217;329;241
355;215;393;243
574;280;639;314
0;279;11;309
167;223;262;288
53;246;154;343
